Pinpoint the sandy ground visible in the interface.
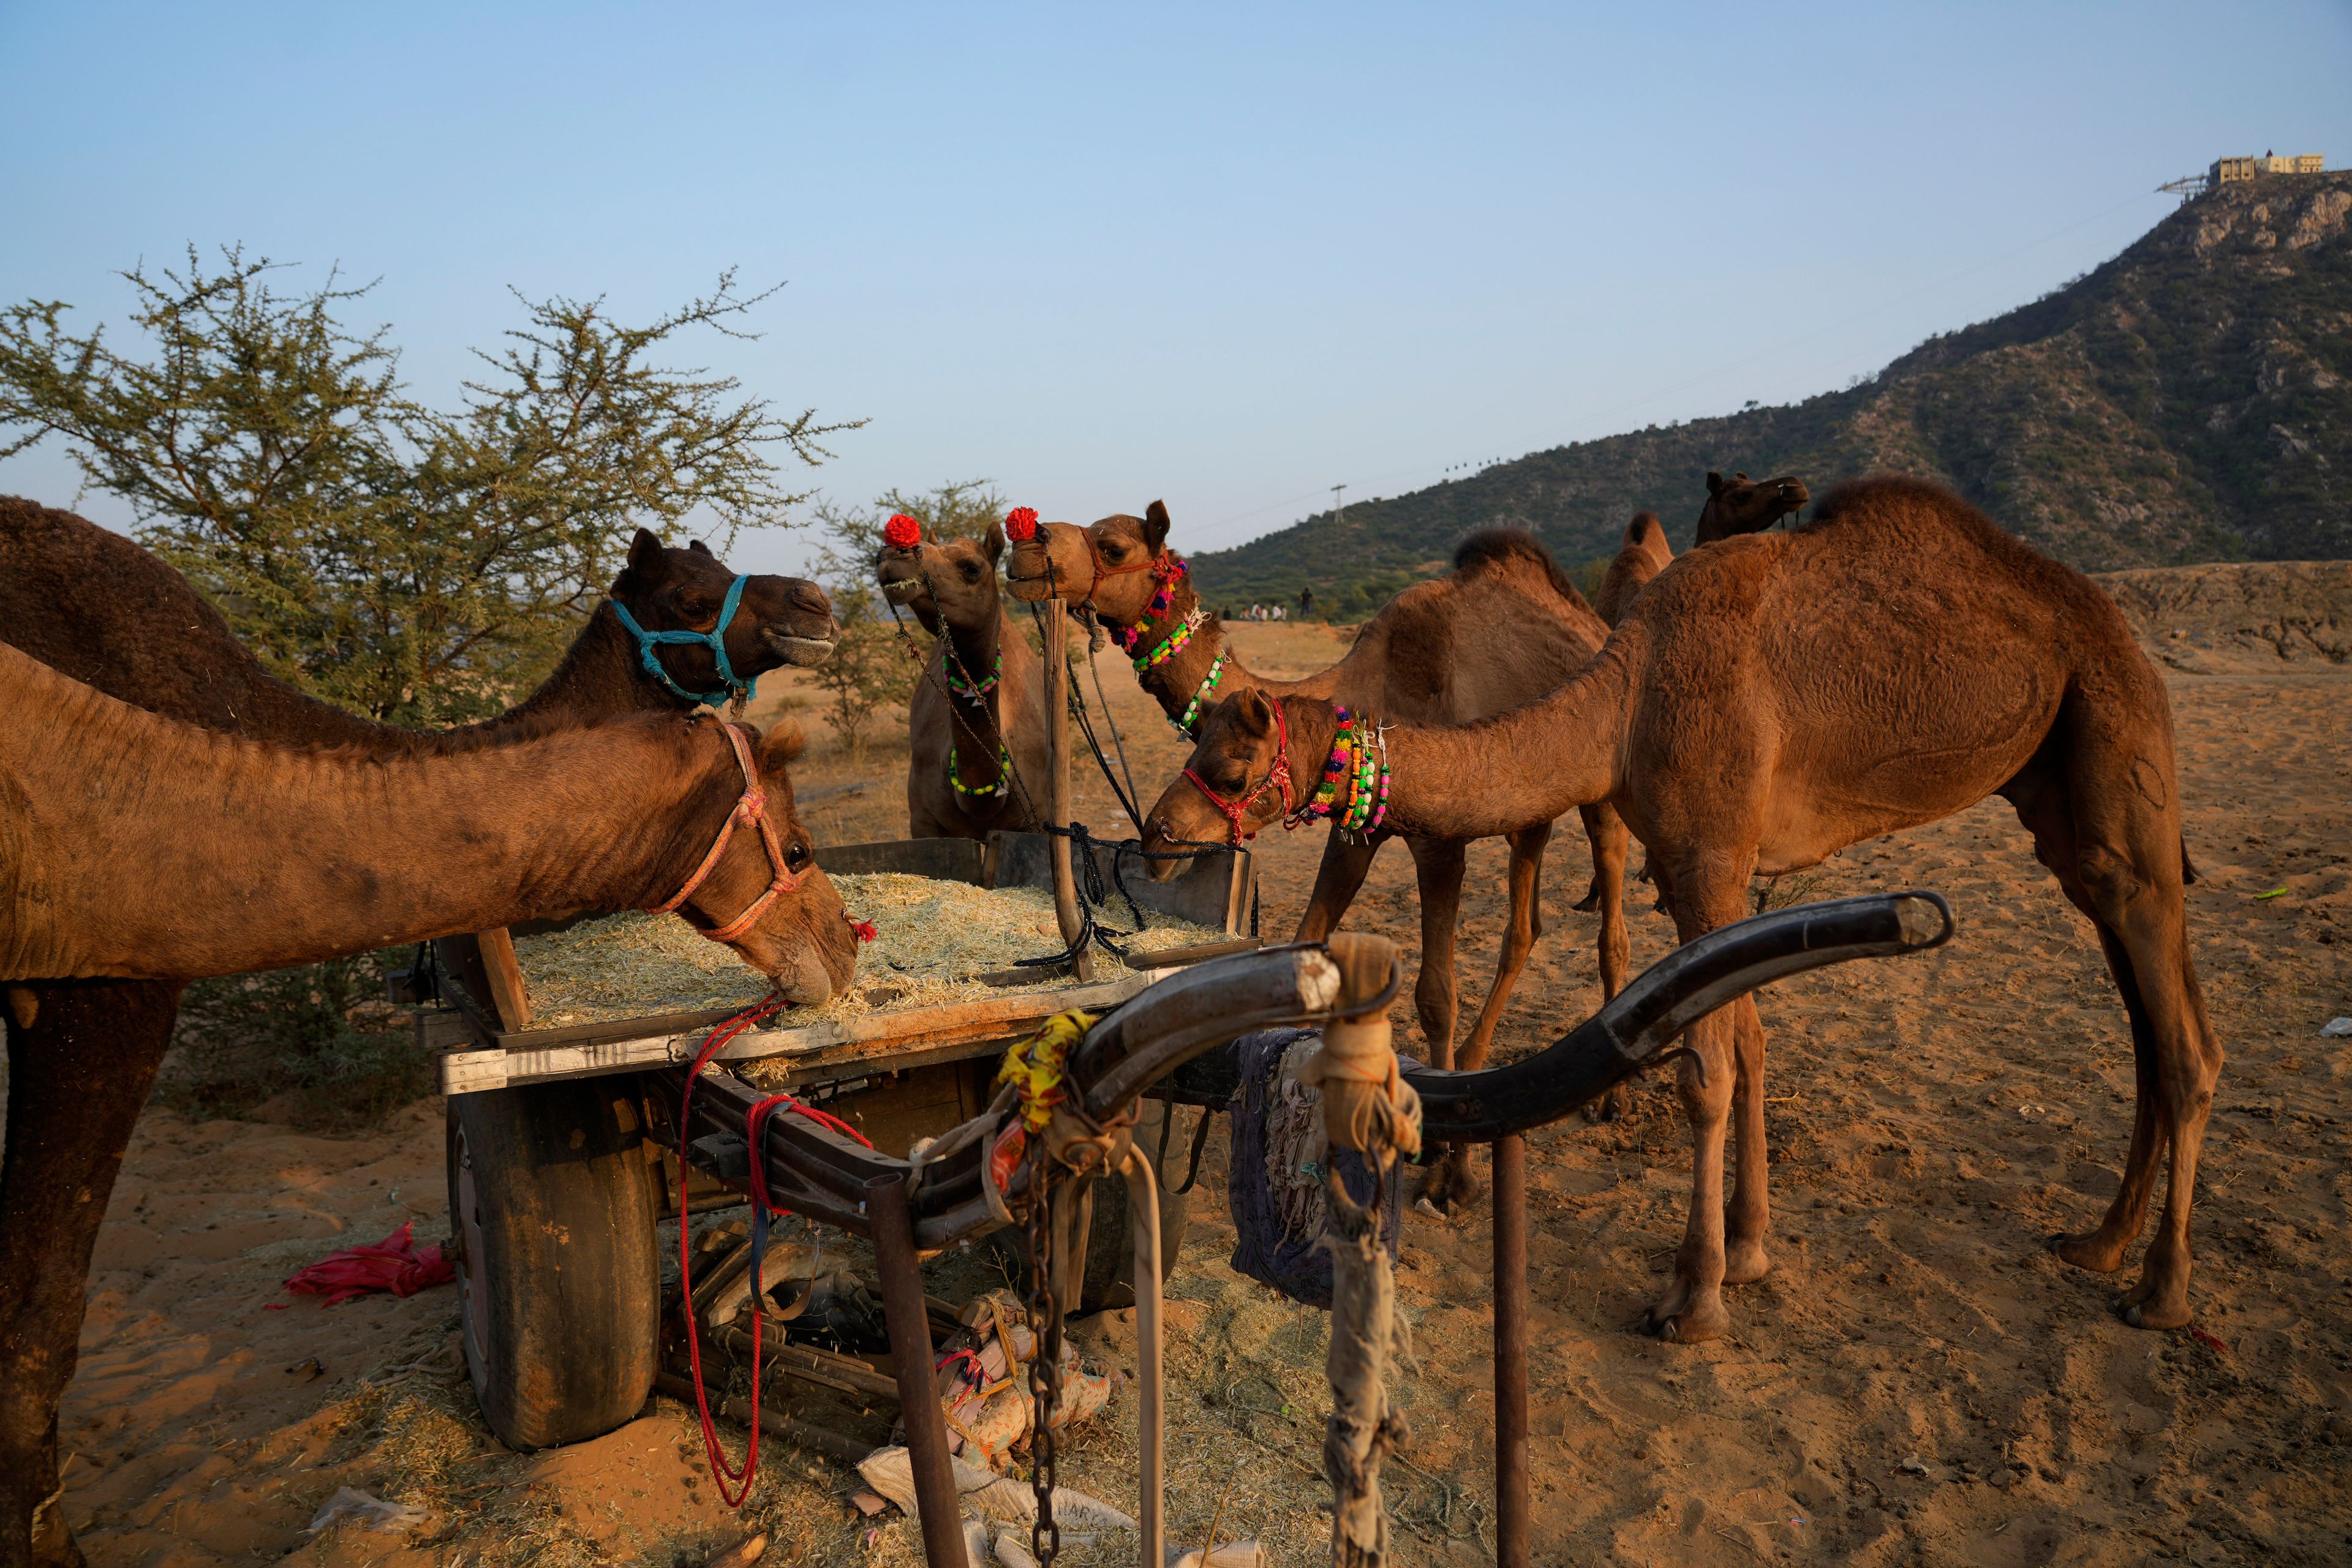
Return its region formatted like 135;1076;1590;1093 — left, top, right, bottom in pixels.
31;601;2352;1567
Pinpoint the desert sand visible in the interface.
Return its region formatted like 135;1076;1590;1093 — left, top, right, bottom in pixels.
29;565;2350;1567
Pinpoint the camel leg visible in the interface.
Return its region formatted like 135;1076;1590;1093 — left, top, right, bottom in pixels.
1403;837;1466;1063
1722;994;1771;1285
1577;804;1638;1123
1292;830;1383;943
1645;870;1747;1344
1455;821;1552;1074
1404;837;1483;1213
2;979;181;1568
2026;725;2220;1330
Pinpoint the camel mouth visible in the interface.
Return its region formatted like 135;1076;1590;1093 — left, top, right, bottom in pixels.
880;576;925;605
763;630;837;668
1003;566;1058;603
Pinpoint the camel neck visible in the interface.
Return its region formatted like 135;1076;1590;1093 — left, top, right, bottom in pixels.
1129;574;1250;721
496;603;686;729
4;650;762;979
940;608;1014;801
1316;640;1636;840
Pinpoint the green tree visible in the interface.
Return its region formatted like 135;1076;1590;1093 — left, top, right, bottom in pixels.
0;245;858;723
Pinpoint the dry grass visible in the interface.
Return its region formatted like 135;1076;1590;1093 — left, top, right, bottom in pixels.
513;876;1227;1030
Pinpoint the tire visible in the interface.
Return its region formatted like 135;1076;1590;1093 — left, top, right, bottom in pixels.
446;1077;660;1450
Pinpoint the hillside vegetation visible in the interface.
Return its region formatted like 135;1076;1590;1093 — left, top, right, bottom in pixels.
1194;173;2352;617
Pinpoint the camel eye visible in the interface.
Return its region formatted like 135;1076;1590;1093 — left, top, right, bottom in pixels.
962;562;981;581
785;842;810;872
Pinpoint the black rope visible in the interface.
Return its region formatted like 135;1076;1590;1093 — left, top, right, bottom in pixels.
1079;610;1144;832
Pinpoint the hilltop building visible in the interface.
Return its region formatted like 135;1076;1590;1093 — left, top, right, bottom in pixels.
2210;151;2324;186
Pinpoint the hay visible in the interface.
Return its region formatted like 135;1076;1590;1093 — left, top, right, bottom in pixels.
511;873;1227;1031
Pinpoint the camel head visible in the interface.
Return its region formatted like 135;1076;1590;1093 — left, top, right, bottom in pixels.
679;716;861;1004
875;536;943;636
1694;472;1809;545
1140;687;1299;876
1004;501;1174;625
886;524;1006;639
611;529;840;690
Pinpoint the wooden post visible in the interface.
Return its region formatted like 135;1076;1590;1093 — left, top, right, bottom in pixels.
867;1173;970;1568
1041;599;1094;982
1493;1134;1530;1568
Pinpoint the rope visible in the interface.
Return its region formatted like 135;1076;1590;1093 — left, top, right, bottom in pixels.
674;996;875;1510
1081;617;1144;832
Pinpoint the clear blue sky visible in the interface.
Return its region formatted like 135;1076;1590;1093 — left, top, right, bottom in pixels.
4;1;2348;576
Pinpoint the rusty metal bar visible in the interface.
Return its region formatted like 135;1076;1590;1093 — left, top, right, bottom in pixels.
1493;1134;1529;1568
867;1172;968;1568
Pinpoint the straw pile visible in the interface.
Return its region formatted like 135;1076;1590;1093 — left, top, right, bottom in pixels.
510;873;1227;1031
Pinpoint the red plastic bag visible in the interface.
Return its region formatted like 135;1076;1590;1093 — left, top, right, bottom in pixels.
274;1221;455;1308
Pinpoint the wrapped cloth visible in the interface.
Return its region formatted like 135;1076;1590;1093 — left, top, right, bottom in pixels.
1224;1029;1411;1308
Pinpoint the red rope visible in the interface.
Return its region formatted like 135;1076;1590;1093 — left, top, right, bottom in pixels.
674;995;876;1508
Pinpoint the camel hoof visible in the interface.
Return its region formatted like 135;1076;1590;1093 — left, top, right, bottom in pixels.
1723;1242;1771;1286
1581;1085;1632;1124
1570;889;1600;914
2116;1295;2191;1332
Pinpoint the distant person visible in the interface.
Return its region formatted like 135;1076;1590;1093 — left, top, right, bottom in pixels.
1298;585;1314;617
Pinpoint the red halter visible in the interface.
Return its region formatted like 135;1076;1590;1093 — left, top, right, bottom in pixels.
653;723;806;944
1182;699;1295;845
1071;527;1164;604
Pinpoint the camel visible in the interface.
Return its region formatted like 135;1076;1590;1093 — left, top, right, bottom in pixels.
1143;475;2220;1340
1;641;857;985
876;522;1049;838
0;496;838;1568
1594;473;1809;627
1005;505;1633;1126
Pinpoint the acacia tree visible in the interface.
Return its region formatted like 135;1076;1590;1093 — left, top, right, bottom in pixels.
0;246;858;722
801;480;1006;755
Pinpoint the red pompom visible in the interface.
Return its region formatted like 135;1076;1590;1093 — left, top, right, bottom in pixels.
1005;506;1039;542
883;513;922;549
851;918;878;944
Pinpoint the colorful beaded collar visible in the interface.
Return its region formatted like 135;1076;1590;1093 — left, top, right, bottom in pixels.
947;741;1011;801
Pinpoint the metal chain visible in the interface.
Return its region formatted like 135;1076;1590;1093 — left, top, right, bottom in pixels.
1022;1142;1063;1567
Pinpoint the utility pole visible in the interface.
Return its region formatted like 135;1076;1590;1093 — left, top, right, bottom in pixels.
1331;483;1347;529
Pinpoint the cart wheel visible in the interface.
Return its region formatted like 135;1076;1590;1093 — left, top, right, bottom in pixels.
447;1078;660;1450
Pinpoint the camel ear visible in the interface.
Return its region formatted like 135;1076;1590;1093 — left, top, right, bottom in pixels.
627;527;666;577
688;538;715;557
1143;500;1172;555
1732;472;1749;483
1231;688;1275;738
758;719;807;771
982;522;1005;565
1705;472;1724;496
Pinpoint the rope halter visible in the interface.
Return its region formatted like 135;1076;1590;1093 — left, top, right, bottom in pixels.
611;573;761;708
652;723;808;944
1182;698;1295;845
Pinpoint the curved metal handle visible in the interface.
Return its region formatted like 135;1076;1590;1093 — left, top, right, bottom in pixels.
1411;890;1953;1142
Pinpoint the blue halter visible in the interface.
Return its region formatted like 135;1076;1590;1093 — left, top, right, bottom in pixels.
609;574;760;707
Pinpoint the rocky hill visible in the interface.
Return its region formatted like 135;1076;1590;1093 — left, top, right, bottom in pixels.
1194;173;2352;618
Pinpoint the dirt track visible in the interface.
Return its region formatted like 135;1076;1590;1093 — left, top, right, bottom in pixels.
36;585;2352;1567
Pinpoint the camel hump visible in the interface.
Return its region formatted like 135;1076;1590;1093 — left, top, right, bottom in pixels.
1451;527;1593;614
1805;472;1976;529
1622;511;1667;552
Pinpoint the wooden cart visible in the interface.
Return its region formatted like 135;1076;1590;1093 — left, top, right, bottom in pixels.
428;828;1253;1450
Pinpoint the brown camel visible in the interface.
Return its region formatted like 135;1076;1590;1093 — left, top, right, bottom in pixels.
878;524;1049;838
1582;473;1811;1123
0;496;837;1568
1144;475;2219;1340
1006;505;1632;1113
1;641;857;987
